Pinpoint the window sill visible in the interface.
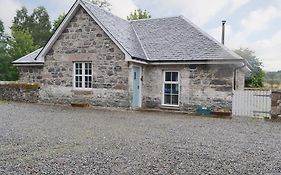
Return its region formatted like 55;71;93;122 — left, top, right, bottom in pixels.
160;105;180;110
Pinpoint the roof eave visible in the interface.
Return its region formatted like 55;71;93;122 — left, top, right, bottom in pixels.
12;62;44;66
132;57;245;64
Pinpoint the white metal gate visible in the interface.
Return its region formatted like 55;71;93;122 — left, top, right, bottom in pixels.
232;90;272;118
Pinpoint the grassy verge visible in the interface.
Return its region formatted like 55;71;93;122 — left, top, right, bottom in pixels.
0;100;12;104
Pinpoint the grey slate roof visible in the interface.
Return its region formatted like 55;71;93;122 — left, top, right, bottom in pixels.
12;48;43;64
14;0;243;64
131;16;242;61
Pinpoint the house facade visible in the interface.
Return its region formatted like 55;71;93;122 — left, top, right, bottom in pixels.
13;0;250;111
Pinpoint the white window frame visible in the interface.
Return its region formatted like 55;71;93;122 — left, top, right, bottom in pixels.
162;71;180;107
73;62;93;90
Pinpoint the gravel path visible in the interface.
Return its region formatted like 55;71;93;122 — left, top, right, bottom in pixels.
0;102;281;174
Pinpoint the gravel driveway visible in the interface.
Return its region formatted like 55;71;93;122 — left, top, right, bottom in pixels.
0;102;281;174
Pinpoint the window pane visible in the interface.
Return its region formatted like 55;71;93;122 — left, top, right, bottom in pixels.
85;63;92;75
164;95;171;104
75;76;82;88
85;76;92;88
75;63;82;75
172;95;178;105
75;63;82;69
165;72;171;81
172;72;178;81
164;84;171;94
172;84;179;94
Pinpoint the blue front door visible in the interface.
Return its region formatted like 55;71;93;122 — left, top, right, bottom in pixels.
132;66;141;107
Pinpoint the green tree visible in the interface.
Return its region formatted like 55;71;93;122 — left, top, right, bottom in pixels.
8;30;39;60
52;14;65;33
10;7;30;32
0;20;11;80
0;20;4;37
89;0;111;10
30;6;52;46
127;9;151;20
11;6;52;47
234;48;265;88
5;30;39;80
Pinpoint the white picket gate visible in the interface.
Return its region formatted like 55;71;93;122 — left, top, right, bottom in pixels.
232;90;272;118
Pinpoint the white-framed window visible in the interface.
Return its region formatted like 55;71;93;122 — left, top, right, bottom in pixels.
163;71;179;106
73;62;92;89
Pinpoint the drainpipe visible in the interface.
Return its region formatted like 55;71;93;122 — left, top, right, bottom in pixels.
220;20;247;90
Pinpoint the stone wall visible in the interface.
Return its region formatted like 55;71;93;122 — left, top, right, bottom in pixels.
18;66;43;83
33;7;130;107
0;82;40;103
272;90;281;118
142;64;235;112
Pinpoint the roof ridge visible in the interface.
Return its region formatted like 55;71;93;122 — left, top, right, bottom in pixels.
131;23;149;60
179;15;243;60
130;15;181;22
81;0;129;23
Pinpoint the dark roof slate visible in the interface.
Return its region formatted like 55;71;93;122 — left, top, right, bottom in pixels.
14;0;243;64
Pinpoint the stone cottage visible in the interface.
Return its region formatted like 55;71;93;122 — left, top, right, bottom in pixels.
13;0;251;111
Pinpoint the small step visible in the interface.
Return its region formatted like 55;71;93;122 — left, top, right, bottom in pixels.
71;102;89;108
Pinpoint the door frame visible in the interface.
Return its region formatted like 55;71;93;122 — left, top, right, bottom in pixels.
132;66;142;108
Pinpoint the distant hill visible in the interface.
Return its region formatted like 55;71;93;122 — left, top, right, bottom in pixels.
265;71;281;83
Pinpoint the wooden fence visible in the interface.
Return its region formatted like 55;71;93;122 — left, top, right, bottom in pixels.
232;90;272;118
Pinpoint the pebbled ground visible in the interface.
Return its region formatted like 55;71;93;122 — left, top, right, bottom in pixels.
0;102;281;174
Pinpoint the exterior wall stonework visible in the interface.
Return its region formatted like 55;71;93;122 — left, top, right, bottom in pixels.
30;7;130;107
142;64;235;111
18;66;43;83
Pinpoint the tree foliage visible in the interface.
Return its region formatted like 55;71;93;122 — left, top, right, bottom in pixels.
89;0;111;10
0;20;4;37
8;30;39;60
4;30;39;80
127;9;152;20
234;48;265;88
0;20;11;80
52;14;65;33
11;6;52;47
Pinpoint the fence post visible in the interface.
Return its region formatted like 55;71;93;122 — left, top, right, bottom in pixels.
271;90;281;118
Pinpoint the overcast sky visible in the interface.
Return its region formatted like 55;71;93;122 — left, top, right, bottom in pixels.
0;0;280;71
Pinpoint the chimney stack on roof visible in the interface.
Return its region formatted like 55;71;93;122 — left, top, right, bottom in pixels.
221;20;226;45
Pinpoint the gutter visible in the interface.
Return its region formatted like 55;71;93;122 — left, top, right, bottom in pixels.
12;62;44;66
132;57;245;64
